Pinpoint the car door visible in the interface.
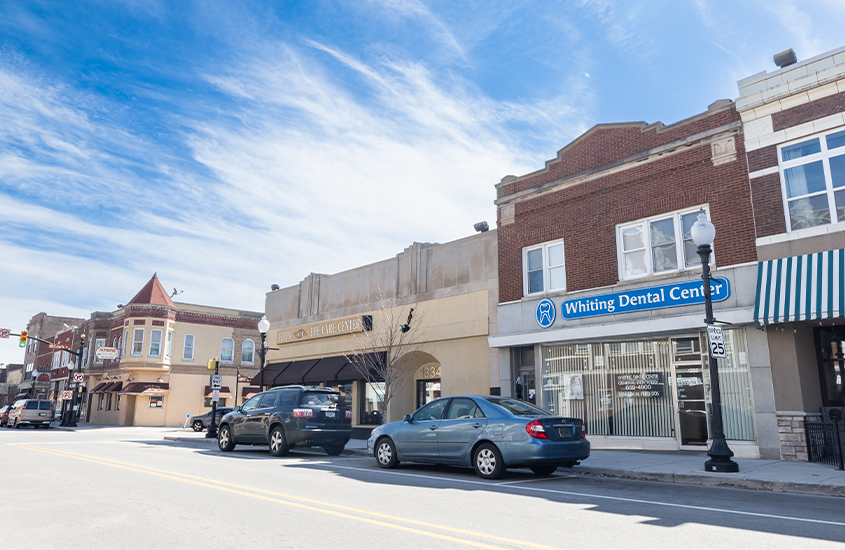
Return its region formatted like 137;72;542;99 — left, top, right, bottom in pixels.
396;398;449;460
251;392;280;442
232;395;262;441
438;398;488;460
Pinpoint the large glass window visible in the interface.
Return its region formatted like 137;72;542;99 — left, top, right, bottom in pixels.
360;381;385;424
94;338;106;364
241;339;255;364
816;327;845;407
165;331;173;359
149;329;162;357
542;332;755;442
617;207;709;280
221;338;234;363
183;334;195;361
779;128;845;231
522;240;566;295
132;329;144;356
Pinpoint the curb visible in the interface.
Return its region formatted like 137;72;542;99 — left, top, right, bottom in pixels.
163;436;373;457
572;467;845;498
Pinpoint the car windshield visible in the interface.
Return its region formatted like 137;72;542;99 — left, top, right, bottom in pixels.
301;392;341;407
487;398;551;416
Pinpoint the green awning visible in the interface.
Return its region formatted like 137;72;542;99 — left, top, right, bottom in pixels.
754;248;845;327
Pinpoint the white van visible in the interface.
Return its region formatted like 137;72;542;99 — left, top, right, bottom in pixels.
7;399;53;428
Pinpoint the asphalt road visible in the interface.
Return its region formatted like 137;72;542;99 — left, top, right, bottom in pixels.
2;427;844;550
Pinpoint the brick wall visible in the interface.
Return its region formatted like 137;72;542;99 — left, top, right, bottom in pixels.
746;145;777;173
497;110;755;303
749;173;787;238
772;90;845;132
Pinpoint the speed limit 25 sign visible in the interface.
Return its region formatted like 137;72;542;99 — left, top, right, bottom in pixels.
707;326;727;359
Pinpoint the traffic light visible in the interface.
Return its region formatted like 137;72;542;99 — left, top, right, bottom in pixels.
207;357;219;370
19;330;28;348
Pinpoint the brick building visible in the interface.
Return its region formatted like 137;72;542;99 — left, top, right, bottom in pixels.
18;312;85;401
489;100;779;458
738;46;845;460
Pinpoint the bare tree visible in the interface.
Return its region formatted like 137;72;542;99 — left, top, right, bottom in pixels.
346;287;430;424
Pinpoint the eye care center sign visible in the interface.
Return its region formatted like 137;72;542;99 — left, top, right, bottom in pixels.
560;277;730;320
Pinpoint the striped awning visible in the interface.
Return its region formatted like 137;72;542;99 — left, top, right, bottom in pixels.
755;248;845;327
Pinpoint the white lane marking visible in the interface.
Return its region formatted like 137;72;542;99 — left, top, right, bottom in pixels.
323;464;845;527
497;476;576;485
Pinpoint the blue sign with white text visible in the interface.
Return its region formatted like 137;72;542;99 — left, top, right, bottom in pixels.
560;277;730;320
536;299;556;328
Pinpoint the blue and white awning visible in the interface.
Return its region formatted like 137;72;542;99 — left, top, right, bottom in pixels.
754;248;845;327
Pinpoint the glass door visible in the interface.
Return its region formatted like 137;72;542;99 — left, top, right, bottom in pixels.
416;379;441;409
672;337;708;447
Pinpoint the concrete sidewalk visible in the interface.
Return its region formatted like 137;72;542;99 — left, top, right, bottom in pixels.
65;424;845;498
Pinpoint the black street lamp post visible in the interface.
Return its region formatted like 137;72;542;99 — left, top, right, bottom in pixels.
258;316;270;391
691;211;739;473
66;334;85;427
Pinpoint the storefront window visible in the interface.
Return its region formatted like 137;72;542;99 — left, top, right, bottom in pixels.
817;327;845;406
543;332;756;443
336;381;353;409
360;381;385;424
204;397;227;407
699;328;755;441
149;396;163;408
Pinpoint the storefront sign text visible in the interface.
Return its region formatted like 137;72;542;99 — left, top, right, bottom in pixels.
560;277;730;320
276;316;366;345
615;372;665;398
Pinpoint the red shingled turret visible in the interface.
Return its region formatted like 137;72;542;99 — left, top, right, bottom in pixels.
127;273;175;307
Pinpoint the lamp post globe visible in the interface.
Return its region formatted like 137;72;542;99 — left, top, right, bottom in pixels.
694;210;739;473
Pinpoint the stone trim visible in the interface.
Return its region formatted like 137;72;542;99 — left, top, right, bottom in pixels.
777;412;822;462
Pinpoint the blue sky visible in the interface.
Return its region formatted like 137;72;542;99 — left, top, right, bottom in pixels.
1;0;844;365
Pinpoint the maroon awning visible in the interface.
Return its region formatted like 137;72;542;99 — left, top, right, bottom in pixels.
249;361;291;385
241;386;260;398
303;356;349;383
90;382;108;393
120;382;170;395
272;359;320;386
204;386;233;398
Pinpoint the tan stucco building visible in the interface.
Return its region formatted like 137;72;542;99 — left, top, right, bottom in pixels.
262;231;499;438
83;274;262;426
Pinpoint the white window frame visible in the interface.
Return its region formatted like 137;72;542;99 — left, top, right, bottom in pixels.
132;329;144;356
165;330;173;359
778;127;845;233
522;239;566;296
616;206;711;281
183;334;195;361
122;330;127;357
93;338;106;364
149;329;162;357
221;338;234;363
241;339;255;364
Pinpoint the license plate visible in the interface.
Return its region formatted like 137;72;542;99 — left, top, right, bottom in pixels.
325;411;336;418
557;427;572;438
39;413;46;417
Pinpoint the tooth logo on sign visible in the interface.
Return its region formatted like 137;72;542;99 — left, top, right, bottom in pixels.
536;299;556;329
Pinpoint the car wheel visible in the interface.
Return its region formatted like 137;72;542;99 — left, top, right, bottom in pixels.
530;465;558;476
192;420;204;432
269;426;289;457
322;444;344;456
473;443;505;480
375;437;399;469
217;424;236;452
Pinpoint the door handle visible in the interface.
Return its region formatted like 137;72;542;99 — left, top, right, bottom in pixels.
429;425;437;430
471;424;482;429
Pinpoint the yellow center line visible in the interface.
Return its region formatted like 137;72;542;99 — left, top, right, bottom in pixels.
13;444;565;550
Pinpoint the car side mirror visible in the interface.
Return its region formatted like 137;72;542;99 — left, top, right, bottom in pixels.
403;414;412;423
234;406;242;412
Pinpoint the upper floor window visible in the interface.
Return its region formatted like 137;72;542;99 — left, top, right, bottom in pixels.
149;329;162;357
183;334;195;361
122;330;127;357
242;339;255;364
779;128;845;232
522;240;566;295
617;207;708;280
165;331;173;359
94;338;107;363
132;329;144;356
221;338;234;363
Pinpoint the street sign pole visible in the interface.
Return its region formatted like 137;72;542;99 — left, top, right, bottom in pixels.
65;334;85;427
206;359;220;439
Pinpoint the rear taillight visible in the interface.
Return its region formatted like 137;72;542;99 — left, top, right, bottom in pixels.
526;419;548;439
580;422;586;438
345;410;351;419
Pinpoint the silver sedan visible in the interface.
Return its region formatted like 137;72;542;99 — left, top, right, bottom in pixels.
367;396;589;480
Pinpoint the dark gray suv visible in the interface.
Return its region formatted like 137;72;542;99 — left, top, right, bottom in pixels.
217;386;351;456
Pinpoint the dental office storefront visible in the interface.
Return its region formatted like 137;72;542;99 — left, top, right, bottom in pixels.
492;265;779;459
